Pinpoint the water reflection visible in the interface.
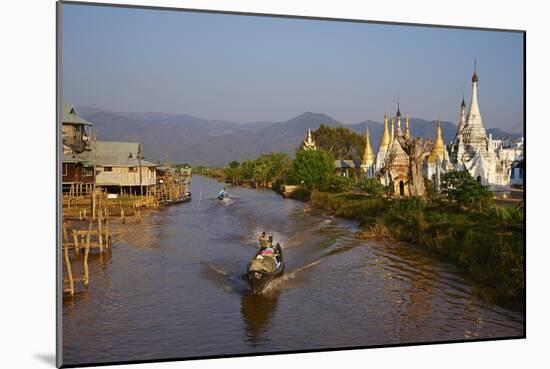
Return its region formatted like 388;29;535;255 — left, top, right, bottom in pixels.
241;290;281;346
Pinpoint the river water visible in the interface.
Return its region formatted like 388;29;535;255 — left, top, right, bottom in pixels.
62;175;524;365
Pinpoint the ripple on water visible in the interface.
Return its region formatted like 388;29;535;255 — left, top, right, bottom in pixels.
62;176;524;365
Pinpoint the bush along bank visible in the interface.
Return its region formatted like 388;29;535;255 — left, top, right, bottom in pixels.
310;191;524;308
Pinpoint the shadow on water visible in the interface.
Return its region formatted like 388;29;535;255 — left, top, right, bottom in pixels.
240;290;281;346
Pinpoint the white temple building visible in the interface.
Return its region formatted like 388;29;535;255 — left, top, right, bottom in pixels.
302;128;317;151
447;65;519;192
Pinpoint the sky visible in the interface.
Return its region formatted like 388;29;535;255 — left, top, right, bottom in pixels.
61;4;524;132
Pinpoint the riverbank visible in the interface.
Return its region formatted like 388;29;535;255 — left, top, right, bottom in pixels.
308;191;524;308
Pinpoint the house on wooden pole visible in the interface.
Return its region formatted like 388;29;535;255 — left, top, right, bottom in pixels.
61;104;95;195
95;141;157;195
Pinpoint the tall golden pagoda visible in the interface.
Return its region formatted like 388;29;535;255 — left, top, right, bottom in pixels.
361;127;375;170
379;113;391;151
428;120;445;163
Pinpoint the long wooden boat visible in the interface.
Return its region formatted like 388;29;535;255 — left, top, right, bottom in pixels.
164;192;191;206
246;243;284;294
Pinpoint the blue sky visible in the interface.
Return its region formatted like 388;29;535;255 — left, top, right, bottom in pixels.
62;4;524;132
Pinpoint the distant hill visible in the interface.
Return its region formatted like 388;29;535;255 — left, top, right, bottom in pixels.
78;107;522;166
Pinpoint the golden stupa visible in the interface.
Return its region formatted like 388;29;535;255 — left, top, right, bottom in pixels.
361;127;375;168
428;120;445;163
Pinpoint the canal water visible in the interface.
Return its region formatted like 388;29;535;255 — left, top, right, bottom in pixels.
62;175;524;365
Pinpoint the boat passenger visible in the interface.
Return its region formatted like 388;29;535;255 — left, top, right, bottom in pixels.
259;232;270;249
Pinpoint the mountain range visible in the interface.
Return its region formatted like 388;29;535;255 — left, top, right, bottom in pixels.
77;107;523;166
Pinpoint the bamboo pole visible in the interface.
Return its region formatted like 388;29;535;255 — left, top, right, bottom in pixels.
92;189;96;221
105;217;110;248
62;222;69;242
83;239;89;286
98;212;103;252
64;243;74;296
72;230;79;255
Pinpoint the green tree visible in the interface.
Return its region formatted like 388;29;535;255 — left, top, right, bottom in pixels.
252;162;270;188
328;175;354;193
360;178;387;197
224;160;241;185
240;160;255;180
313;124;365;161
287;149;335;191
441;171;494;211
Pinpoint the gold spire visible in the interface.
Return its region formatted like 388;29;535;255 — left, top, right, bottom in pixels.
405;114;410;140
361;127;375;168
379;113;391;151
428;120;445;163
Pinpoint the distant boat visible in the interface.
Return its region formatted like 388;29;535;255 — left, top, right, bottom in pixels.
217;192;229;201
164;192;191;206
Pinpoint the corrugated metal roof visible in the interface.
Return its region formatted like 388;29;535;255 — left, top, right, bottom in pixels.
96;154;157;167
96;141;140;157
96;141;157;167
62;104;93;126
334;160;360;169
62;150;93;165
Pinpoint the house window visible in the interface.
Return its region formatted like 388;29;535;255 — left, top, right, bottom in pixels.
82;167;94;177
129;167;137;172
62;163;68;176
104;167;112;172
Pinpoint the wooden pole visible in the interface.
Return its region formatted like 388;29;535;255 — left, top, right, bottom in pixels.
64;243;74;296
105;217;110;248
98;212;103;252
72;230;79;255
83;239;89;286
92;189;96;221
62;222;69;242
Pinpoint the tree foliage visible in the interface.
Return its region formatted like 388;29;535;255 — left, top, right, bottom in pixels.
328;175;355;193
287;149;335;191
441;171;494;211
224;153;292;188
223;160;241;185
360;178;387;197
313;124;365;161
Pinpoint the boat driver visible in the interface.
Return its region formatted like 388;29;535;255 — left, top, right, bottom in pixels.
258;232;270;249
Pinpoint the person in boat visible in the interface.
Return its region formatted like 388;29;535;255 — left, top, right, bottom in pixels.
259;245;281;269
218;187;228;198
258;232;270;249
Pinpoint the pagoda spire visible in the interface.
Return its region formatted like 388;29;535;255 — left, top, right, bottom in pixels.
428;120;445;163
463;60;488;148
390;116;395;144
458;94;466;133
302;128;316;151
361;127;375;169
396;101;402;133
468;60;481;119
405;114;410;140
379;112;391;151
